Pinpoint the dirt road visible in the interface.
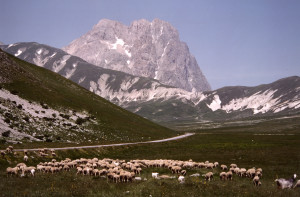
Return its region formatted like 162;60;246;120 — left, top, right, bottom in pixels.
8;133;195;152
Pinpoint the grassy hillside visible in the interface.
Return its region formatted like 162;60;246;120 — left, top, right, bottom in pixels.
0;49;175;145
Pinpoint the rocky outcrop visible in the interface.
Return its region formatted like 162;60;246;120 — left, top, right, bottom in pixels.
63;19;211;92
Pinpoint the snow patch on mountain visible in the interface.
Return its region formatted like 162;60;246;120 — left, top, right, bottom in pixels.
53;55;71;72
78;76;86;84
15;49;23;56
207;95;222;111
222;89;279;114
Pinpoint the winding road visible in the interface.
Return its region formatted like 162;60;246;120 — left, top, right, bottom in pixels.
8;133;195;152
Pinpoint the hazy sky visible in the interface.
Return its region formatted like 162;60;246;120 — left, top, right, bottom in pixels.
1;0;300;90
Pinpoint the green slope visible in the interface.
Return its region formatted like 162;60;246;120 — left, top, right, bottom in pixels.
0;49;175;144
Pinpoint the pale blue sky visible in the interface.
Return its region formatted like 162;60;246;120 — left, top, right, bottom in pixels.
1;0;300;90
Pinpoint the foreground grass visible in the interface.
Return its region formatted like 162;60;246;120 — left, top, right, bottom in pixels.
0;117;300;196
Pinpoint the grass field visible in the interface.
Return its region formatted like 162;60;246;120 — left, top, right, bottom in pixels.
0;116;300;196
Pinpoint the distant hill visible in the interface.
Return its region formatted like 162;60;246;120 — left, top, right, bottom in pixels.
0;49;175;143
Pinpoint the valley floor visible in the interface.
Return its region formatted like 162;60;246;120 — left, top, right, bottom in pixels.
0;117;300;196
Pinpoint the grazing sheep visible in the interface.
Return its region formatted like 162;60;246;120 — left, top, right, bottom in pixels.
178;175;185;183
93;169;100;176
6;167;19;177
246;168;256;178
233;167;240;174
152;172;159;179
275;174;297;189
6;147;12;154
190;173;200;177
226;171;233;180
181;170;187;176
238;168;247;177
205;172;214;181
134;177;142;181
206;163;215;169
63;165;70;171
293;180;300;188
76;167;83;175
1;151;6;157
40;153;48;157
171;166;182;174
30;169;35;177
220;164;228;171
37;165;44;172
256;171;262;178
113;174;120;183
220;172;227;180
8;145;14;152
253;176;260;186
214;162;219;168
24;155;28;162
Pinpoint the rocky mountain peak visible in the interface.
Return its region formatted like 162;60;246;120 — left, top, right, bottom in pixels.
63;18;211;92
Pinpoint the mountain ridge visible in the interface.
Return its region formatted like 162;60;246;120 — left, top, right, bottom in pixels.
1;42;299;125
63;18;211;92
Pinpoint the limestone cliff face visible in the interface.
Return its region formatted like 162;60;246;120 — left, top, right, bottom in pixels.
63;19;211;92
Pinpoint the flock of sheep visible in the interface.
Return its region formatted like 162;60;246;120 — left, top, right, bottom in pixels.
3;146;300;190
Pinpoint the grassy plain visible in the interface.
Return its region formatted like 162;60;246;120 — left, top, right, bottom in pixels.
1;116;300;196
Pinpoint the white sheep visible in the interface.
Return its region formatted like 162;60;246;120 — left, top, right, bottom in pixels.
190;173;200;177
220;164;228;171
6;167;19;177
226;171;233;180
178;175;185;183
219;172;227;180
205;172;214;181
30;169;35;177
275;174;297;189
253;176;260;186
24;155;28;162
152;172;159;179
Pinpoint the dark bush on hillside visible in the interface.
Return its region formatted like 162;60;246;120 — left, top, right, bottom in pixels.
4;118;10;124
56;136;61;140
43;117;55;122
59;113;70;119
23;116;29;122
75;117;86;125
45;138;52;142
5;112;16;121
2;130;10;137
17;104;22;109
